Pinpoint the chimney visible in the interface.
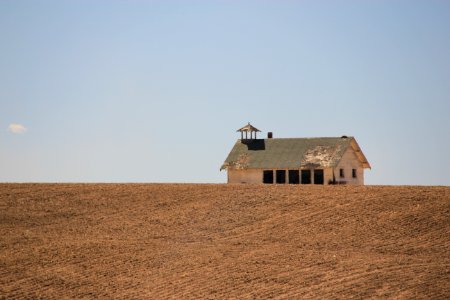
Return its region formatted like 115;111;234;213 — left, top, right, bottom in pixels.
268;132;273;139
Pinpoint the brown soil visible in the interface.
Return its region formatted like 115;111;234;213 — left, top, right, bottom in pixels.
0;184;449;299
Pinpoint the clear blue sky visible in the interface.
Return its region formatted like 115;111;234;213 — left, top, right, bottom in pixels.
1;0;449;185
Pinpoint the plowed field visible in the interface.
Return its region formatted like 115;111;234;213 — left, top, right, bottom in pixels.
0;184;449;299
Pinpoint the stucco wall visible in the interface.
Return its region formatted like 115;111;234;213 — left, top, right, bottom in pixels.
334;147;364;185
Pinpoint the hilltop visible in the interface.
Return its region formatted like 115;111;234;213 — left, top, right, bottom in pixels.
0;184;449;299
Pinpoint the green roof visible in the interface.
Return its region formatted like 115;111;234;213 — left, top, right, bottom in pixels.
221;137;370;170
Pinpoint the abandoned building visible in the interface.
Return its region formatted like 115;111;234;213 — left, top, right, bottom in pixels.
221;123;371;185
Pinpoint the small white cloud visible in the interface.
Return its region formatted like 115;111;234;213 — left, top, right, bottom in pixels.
8;123;27;134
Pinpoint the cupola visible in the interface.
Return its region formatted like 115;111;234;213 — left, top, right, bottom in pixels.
237;122;261;140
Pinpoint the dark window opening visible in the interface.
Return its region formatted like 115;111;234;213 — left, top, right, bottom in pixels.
314;169;324;185
288;170;300;184
301;170;311;184
352;169;357;178
276;170;286;184
339;168;344;178
263;170;273;184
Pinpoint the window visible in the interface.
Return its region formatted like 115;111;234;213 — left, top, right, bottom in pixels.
339;168;344;178
263;170;273;184
276;170;286;184
314;169;324;185
352;169;357;178
288;170;300;184
301;170;311;184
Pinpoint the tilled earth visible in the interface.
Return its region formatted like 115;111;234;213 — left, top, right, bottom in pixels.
0;184;449;299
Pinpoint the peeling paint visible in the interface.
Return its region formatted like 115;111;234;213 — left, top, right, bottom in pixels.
301;145;341;168
222;153;250;170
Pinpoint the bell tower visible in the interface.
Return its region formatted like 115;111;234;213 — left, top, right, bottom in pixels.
237;122;261;141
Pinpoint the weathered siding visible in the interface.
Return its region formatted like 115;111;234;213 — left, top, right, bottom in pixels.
324;168;334;185
228;169;262;184
334;146;364;185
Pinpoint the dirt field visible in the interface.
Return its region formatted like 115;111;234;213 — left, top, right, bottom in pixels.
0;184;449;299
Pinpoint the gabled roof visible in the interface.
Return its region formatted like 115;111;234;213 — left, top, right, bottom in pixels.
221;137;371;170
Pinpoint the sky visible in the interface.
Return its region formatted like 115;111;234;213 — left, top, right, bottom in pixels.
0;0;449;185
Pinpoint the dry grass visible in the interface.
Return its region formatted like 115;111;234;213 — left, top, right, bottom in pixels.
0;184;449;299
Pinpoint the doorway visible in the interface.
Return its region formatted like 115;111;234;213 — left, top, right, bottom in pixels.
288;170;300;184
301;170;311;184
263;170;273;184
314;169;324;185
276;170;286;184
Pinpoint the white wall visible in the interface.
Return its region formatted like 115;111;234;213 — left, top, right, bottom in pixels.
334;147;364;185
228;169;263;184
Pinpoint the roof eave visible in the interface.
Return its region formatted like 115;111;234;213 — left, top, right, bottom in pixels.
351;138;371;169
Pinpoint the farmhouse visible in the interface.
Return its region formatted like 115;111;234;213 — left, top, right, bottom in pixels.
221;123;371;185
